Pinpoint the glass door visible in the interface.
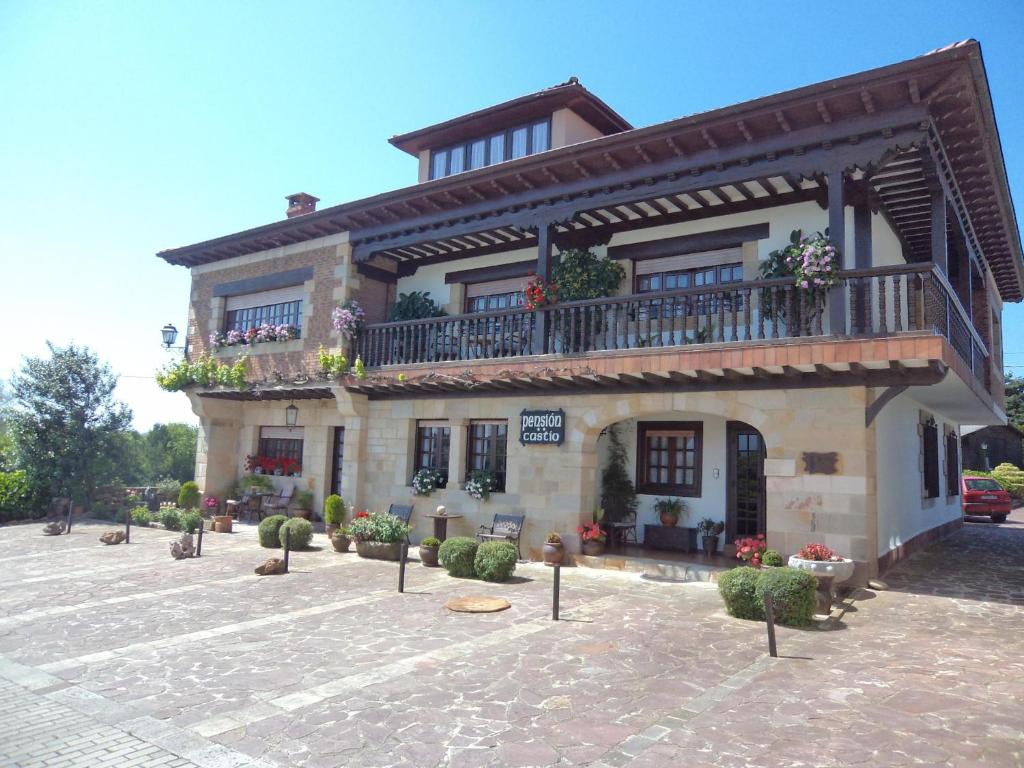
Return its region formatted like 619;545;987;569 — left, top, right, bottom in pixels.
727;421;766;543
330;427;345;496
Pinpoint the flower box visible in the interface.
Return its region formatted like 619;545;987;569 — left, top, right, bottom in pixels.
355;541;402;561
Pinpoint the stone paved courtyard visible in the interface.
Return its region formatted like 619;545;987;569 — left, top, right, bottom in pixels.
0;513;1021;768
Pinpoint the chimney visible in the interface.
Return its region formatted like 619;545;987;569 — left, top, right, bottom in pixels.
286;192;320;218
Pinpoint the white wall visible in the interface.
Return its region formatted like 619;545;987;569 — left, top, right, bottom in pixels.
875;392;962;557
395;247;536;312
595;412;727;546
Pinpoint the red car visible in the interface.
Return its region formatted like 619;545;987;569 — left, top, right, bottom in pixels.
961;476;1013;523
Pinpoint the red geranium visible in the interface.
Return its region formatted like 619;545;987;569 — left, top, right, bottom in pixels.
735;534;767;567
354;510;369;519
525;274;559;310
576;521;605;542
797;543;841;562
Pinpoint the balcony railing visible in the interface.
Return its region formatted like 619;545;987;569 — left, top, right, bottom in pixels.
357;264;989;387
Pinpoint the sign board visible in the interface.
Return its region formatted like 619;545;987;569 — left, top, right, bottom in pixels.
519;409;565;446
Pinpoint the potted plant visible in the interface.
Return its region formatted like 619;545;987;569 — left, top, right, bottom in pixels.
348;510;411;561
412;468;442;497
419;536;441;567
696;518;725;555
543;532;564;565
465;470;496;501
323;494;346;537
331;527;351;553
293;490;314;520
577;521;606;556
735;534;767;567
787;543;855;614
654;497;685;527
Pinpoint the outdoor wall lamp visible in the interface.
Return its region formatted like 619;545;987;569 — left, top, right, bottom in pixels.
285;402;299;430
161;323;178;348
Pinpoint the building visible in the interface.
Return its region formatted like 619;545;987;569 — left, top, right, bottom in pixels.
158;41;1021;582
961;424;1024;471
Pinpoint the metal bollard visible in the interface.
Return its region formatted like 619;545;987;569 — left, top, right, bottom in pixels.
195;523;204;558
282;527;290;573
764;592;778;658
398;542;408;593
125;509;131;544
552;564;560;621
65;502;73;535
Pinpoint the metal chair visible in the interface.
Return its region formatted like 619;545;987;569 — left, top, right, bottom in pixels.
604;511;638;549
261;485;294;520
388;504;413;543
476;513;525;559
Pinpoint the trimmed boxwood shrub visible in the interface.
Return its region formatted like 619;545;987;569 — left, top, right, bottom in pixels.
761;549;784;567
177;481;201;509
159;508;182;531
438;537;478;578
279;517;313;550
181;509;203;534
258;515;288;548
474;541;517;582
130;506;153;526
323;494;346;526
718;566;763;620
755;566;817;627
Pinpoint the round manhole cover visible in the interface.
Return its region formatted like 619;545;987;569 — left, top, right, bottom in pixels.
445;596;511;613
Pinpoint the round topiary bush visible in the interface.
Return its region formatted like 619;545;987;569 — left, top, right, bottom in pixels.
761;549;784;567
258;515;288;548
180;509;203;534
323;494;346;526
159;508;182;531
279;517;314;550
474;541;517;582
438;537;479;578
177;481;200;509
717;566;764;620
755;566;818;627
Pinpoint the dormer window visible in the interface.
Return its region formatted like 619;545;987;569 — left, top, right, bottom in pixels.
429;118;551;180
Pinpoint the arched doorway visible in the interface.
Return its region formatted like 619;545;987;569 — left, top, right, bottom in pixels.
726;421;766;544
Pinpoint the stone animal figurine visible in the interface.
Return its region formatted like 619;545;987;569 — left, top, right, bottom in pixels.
254;558;287;576
42;521;66;536
170;533;195;560
99;531;126;545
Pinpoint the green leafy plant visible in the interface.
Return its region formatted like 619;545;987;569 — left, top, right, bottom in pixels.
155;356;247;392
279;517;313;549
317;346;349;377
0;470;34;523
438;536;479;578
755;566;818;627
158;507;183;531
346;511;410;543
654;497;686;525
353;356;367;380
601;425;637;524
323;494;347;526
545;531;562;544
177;481;200;509
718;566;764;620
131;506;153;526
154;477;182;499
761;549;784;567
474;541;517;582
550;248;625;301
258;515;288;548
991;463;1024;500
696;518;725;537
235;474;274;496
295;490;314;511
388;291;446;321
180;509;203;534
465;470;496;501
421;536;441;548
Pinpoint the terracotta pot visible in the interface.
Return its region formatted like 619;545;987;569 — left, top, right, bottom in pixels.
213;515;232;534
701;535;719;555
325;524;340;538
542;541;565;565
419;544;439;567
355;540;402;561
659;512;680;527
331;533;351;553
582;539;605;557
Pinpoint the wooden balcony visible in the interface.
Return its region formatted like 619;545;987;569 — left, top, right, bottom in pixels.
357;264;990;394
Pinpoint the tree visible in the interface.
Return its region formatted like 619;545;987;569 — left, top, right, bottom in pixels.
9;343;132;510
143;423;198;483
600;424;638;523
0;382;14;472
1004;373;1024;430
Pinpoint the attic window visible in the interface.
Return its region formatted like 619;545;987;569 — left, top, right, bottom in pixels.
429;118;551;180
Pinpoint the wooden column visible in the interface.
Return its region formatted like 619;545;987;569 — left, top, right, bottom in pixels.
827;168;847;335
853;199;872;332
931;191;948;275
534;222;554;354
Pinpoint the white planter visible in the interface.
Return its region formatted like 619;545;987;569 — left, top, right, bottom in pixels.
786;555;855;584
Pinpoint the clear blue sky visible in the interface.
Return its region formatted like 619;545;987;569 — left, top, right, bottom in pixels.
2;0;1022;428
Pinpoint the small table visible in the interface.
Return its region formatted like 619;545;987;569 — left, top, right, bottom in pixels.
423;512;463;542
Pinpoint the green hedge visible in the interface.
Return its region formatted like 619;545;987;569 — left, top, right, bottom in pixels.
755;567;817;627
279;518;313;549
718;567;763;620
474;541;517;582
177;481;200;509
992;463;1024;500
131;507;154;526
181;509;203;534
258;515;288;548
158;508;182;531
0;470;39;523
438;537;478;578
